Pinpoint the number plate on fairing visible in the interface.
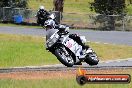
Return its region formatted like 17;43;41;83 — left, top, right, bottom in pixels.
64;39;82;56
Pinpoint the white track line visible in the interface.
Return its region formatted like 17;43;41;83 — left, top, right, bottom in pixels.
100;58;132;63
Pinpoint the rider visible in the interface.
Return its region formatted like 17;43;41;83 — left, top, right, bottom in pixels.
44;15;57;41
45;14;88;51
69;34;88;50
36;6;50;26
45;14;88;65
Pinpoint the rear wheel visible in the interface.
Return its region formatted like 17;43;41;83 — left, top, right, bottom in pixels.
54;46;74;67
85;49;99;65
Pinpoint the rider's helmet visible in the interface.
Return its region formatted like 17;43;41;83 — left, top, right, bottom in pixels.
59;24;69;33
44;19;55;29
39;6;45;11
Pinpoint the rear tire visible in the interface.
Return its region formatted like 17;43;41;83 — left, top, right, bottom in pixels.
54;46;74;67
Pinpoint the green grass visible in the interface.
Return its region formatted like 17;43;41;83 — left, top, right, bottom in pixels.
0;34;132;67
0;69;132;88
0;77;131;88
28;0;94;14
90;42;132;61
27;0;132;28
0;23;41;29
0;34;59;67
1;0;132;29
127;5;132;15
28;0;132;14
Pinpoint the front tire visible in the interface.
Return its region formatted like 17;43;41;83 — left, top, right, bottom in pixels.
85;49;99;65
54;46;74;67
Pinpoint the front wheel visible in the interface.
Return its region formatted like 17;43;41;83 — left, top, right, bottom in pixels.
54;46;74;67
85;49;99;65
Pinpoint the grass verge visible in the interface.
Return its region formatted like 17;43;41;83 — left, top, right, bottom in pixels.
0;69;131;88
0;34;59;67
28;0;132;15
28;0;94;14
0;34;132;67
90;42;132;61
0;23;41;29
0;79;130;88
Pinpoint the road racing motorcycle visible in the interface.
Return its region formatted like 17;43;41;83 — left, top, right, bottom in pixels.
45;15;99;67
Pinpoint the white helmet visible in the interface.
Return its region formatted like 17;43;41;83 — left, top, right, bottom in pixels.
39;6;45;10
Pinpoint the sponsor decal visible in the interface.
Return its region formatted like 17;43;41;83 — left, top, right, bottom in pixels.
66;41;72;48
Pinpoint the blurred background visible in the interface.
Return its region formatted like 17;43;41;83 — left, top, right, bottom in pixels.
0;0;132;31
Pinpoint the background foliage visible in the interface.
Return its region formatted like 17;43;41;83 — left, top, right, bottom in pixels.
0;0;28;8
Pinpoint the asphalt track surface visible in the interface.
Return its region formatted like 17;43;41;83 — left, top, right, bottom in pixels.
0;58;132;73
0;26;132;46
0;26;132;72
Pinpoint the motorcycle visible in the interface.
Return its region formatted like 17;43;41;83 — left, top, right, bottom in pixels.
36;12;49;26
45;15;99;67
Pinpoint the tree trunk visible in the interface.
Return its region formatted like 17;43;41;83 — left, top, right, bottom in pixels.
53;0;64;12
108;16;115;30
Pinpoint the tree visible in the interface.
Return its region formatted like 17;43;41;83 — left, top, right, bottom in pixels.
53;0;64;22
53;0;64;12
0;0;10;7
90;0;126;30
0;0;28;8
